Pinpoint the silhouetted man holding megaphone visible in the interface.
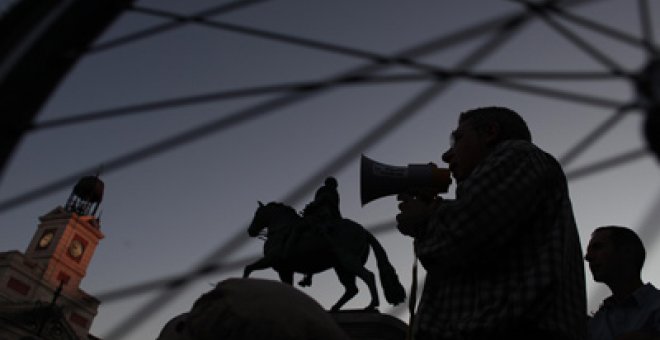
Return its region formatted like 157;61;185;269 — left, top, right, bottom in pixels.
395;107;587;340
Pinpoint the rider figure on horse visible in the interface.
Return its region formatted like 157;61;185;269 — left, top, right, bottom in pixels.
286;177;342;286
302;176;342;228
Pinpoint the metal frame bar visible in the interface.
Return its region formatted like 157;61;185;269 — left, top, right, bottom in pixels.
0;0;135;177
88;0;269;54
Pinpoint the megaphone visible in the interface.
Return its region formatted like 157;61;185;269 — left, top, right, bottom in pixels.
360;155;452;205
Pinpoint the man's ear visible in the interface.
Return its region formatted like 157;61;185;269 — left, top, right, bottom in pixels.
483;122;500;145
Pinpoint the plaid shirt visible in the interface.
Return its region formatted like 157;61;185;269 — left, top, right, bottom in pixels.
413;140;586;340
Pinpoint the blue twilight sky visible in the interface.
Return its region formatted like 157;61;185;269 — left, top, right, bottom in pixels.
1;1;660;339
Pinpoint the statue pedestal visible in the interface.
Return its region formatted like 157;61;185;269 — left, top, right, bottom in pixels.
330;310;408;340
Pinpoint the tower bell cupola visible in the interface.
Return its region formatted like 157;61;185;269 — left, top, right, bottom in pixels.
64;175;104;217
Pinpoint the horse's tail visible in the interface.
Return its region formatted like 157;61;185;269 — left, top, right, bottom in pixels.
365;231;406;305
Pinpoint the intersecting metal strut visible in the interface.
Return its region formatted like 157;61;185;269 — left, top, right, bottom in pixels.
0;0;135;178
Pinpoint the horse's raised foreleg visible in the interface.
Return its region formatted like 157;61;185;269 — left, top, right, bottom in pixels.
243;257;274;278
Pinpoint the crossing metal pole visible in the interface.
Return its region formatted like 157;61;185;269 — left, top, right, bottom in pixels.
0;0;135;180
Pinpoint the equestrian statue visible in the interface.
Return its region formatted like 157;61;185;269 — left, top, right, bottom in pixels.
243;178;406;311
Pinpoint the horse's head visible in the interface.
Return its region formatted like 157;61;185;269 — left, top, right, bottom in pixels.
247;201;269;237
247;201;299;238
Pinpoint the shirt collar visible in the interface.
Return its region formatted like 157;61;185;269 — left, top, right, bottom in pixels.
602;283;655;308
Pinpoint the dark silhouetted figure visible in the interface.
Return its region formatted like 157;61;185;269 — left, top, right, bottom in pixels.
302;176;342;224
295;176;341;286
243;201;405;311
157;278;351;340
585;226;660;340
396;107;586;339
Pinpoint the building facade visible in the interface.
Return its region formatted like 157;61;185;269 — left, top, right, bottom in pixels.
0;176;105;339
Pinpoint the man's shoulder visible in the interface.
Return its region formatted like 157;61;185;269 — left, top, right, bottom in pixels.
492;140;557;164
639;283;660;306
644;283;660;292
496;139;542;152
597;285;660;311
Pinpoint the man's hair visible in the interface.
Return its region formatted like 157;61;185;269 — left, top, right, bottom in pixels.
459;106;532;143
324;176;338;188
594;225;646;272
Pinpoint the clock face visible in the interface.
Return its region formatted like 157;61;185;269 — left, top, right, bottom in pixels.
68;239;85;259
38;231;54;249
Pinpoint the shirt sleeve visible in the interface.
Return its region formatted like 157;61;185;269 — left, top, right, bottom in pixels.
414;141;560;270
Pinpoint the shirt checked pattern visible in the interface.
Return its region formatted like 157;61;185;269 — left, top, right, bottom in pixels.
413;140;587;340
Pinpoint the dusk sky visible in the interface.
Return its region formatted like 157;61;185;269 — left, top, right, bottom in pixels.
1;1;659;339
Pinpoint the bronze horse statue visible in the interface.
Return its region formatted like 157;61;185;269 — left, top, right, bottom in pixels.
243;201;406;311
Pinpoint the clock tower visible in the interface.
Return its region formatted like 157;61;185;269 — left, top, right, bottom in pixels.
25;175;105;293
0;175;105;339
